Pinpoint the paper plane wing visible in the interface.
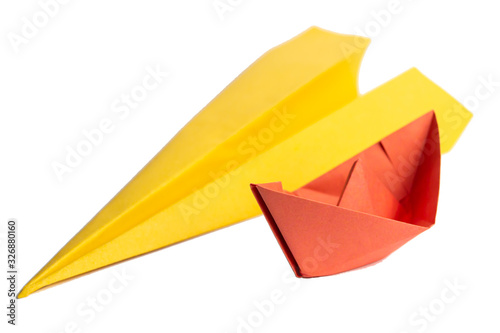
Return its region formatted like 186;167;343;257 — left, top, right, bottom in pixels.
19;26;369;297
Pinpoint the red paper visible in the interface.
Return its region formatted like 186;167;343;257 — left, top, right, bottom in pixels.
251;111;440;277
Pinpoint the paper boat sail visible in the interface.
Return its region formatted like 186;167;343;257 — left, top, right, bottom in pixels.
251;111;441;277
19;26;471;298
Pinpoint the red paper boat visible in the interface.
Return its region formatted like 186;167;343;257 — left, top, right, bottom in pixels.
251;111;440;277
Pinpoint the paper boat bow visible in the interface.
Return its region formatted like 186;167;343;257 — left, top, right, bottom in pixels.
251;111;440;277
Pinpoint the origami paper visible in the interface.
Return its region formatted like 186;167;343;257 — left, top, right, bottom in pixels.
251;111;440;277
19;27;471;298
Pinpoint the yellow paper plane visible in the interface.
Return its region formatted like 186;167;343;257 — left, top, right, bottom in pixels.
19;27;471;298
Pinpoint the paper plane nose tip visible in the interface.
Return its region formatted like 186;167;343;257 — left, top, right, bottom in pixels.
17;286;31;299
17;275;46;299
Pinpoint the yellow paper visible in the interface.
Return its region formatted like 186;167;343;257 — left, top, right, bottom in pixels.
19;27;471;298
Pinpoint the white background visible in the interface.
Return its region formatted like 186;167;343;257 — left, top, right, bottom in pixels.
1;0;499;332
